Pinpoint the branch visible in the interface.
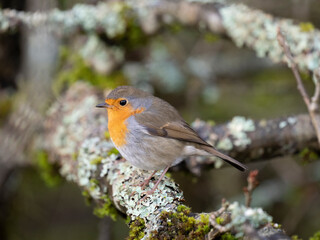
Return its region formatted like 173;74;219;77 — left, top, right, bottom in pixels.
186;114;319;175
277;28;310;106
0;0;320;73
0;14;58;185
311;69;320;111
277;28;320;146
243;170;259;207
43;82;299;238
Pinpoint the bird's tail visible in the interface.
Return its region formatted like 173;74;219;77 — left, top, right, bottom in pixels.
202;145;247;171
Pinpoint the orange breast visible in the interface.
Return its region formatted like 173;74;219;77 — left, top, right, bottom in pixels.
107;104;144;147
108;111;128;147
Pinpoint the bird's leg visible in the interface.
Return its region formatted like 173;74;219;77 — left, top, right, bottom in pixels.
146;166;170;195
138;166;171;204
139;170;157;189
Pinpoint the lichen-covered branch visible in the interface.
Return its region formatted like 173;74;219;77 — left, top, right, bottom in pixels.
277;28;320;147
44;82;298;238
1;0;320;74
45;82;185;237
0;8;58;185
185;114;319;175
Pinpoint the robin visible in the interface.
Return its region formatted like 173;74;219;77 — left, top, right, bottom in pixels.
96;86;247;195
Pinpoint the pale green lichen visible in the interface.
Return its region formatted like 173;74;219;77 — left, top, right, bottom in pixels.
50;2;127;37
279;116;297;129
77;137;115;199
2;0;319;74
51;95;98;158
279;121;287;129
216;138;233;151
225;202;272;237
147;42;185;93
220;3;320;72
106;160;183;223
123;40;185;93
67;134;184;236
287;116;297;125
0;11;10;31
80;34;124;74
227;116;255;149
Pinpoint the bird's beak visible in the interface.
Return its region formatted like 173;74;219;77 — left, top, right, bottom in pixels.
96;102;110;108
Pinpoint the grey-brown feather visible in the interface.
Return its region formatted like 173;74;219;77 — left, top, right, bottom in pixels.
107;86;247;171
133;96;247;171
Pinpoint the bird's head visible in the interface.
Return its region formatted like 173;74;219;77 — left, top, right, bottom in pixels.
96;86;151;118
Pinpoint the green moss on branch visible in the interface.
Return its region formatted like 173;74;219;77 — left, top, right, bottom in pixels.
150;205;210;240
35;150;63;187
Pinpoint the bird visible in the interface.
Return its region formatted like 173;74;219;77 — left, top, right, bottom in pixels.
96;86;247;195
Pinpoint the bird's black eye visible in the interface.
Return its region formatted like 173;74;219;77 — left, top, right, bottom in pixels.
119;99;127;106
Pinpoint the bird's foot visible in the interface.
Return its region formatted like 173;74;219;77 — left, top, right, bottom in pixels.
138;188;157;204
116;157;126;162
138;179;152;190
138;170;157;190
137;166;170;204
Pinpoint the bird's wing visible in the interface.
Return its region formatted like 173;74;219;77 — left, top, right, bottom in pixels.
144;118;212;147
134;97;211;146
134;97;247;171
135;111;247;171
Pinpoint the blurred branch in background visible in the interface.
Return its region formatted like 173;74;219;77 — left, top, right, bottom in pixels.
187;114;319;175
0;4;59;238
98;217;112;240
277;28;320;146
0;0;319;75
0;0;58;185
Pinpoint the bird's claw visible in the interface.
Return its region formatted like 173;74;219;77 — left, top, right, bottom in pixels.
137;189;155;204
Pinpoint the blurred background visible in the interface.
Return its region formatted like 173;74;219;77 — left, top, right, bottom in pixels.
0;0;320;239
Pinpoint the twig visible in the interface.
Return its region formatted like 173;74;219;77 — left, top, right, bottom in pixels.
243;170;259;207
277;28;310;105
311;69;320;111
277;28;320;146
210;199;229;220
209;203;229;234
